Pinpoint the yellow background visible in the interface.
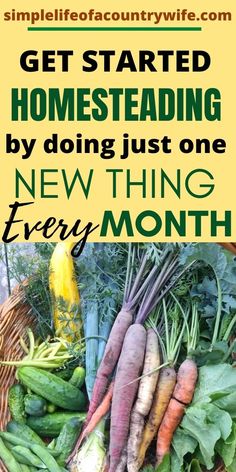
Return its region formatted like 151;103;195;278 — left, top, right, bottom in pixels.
0;0;235;242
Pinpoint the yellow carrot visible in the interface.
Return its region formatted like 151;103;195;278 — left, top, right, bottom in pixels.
137;367;176;470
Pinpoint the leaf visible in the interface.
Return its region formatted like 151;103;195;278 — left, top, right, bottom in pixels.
181;243;236;320
170;450;183;472
192;364;236;404
227;457;236;472
187;459;203;472
215;392;236;419
204;403;232;440
216;423;236;467
173;364;236;470
141;466;155;472
191;341;229;366
180;243;227;279
171;429;197;471
155;454;171;472
180;406;221;469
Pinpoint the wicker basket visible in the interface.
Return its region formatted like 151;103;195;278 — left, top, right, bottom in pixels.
0;283;35;471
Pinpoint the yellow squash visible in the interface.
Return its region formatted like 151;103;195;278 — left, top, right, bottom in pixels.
49;242;83;342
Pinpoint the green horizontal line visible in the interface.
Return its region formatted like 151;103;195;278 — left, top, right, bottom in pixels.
28;26;202;32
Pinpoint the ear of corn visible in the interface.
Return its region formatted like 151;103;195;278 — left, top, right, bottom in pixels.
49;242;83;342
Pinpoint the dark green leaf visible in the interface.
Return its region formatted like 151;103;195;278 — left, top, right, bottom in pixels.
155;454;171;472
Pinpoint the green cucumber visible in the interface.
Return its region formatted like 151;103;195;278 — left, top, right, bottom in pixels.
11;446;46;468
55;417;82;465
8;384;26;424
69;367;86;388
27;412;86;437
7;420;45;447
54;368;74;380
18;367;86;411
0;437;22;472
47;403;57;414
47;439;56;450
24;394;47;417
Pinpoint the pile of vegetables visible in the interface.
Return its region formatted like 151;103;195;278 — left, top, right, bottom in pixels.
0;242;236;472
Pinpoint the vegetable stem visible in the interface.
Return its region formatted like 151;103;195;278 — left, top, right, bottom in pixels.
211;270;222;348
223;312;236;341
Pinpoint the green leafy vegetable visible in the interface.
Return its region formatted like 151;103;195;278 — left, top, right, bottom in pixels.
172;363;236;470
156;454;171;472
216;422;236;468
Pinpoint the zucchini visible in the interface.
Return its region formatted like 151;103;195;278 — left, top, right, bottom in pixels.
7;420;45;447
24;394;47;417
8;384;26;424
55;417;82;465
18;367;86;411
27;412;86;437
69;367;86;388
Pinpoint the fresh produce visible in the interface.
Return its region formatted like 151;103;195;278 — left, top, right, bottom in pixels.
1;330;75;370
49;242;83;342
24;394;48;417
55;417;82;466
138;367;177;470
1;241;236;472
156;301;198;465
137;297;186;470
76;380;114;450
87;305;134;425
0;431;42;449
85;245;181;430
116;447;128;472
7;421;45;447
30;444;61;472
18;367;86;411
69;419;106;472
27;412;86;437
82;242;99;400
127;329;160;472
47;403;57;413
69;367;86;389
10;446;45;468
19;465;31;472
109;324;147;472
0;437;22;472
8;384;26;424
170;363;236;471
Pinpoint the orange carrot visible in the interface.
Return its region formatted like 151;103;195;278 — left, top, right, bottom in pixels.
76;381;114;450
173;359;198;404
156;398;185;463
156;358;198;465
